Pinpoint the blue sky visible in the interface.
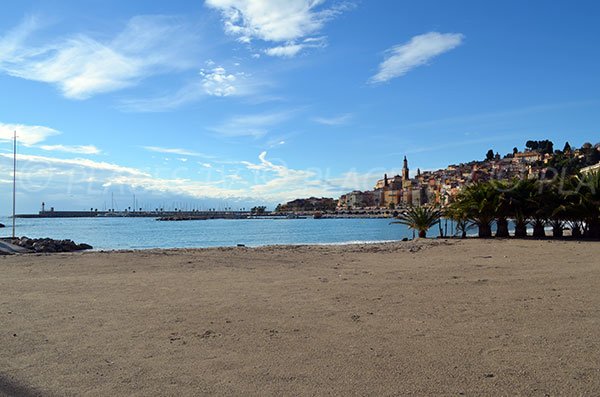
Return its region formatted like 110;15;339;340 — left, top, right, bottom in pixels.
0;0;599;212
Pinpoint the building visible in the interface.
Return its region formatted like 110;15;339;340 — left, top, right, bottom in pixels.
581;161;600;175
513;151;542;164
338;190;380;209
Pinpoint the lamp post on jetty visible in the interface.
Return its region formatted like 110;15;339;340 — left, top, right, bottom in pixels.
12;130;17;238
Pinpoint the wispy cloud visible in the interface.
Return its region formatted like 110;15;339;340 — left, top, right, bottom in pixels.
313;113;352;126
0;15;201;99
120;63;264;112
1;150;340;204
142;146;213;158
264;36;326;58
370;32;464;84
209;110;293;138
400;100;599;130
0;153;148;176
241;151;334;199
205;0;351;57
39;144;101;155
0;122;60;145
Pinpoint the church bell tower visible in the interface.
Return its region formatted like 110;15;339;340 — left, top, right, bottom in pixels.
402;156;409;180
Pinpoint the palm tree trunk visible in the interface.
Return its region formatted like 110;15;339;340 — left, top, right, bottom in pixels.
418;230;427;238
585;222;600;239
514;221;528;238
533;222;546;238
571;223;582;239
478;223;492;238
550;219;564;238
552;224;563;238
495;218;509;238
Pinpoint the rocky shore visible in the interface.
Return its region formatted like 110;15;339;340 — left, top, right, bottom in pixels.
8;237;93;253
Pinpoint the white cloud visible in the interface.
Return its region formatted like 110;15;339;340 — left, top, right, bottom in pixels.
119;81;206;112
264;36;326;57
143;146;213;158
0;150;327;202
313;113;352;126
0;15;200;99
201;66;239;96
209;111;293;138
205;0;350;57
39;144;101;155
0;153;148;176
120;65;263;112
0;122;60;146
240;151;331;199
370;32;464;84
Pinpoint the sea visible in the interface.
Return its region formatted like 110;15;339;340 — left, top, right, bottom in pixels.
0;217;430;250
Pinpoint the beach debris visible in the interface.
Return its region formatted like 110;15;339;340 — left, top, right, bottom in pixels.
351;314;361;322
10;236;93;253
237;244;246;247
483;373;495;378
199;330;220;338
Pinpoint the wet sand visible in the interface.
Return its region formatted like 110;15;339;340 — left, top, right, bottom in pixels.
1;239;599;396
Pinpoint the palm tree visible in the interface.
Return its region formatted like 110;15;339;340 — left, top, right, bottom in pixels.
452;182;498;238
575;171;600;238
391;205;442;238
445;201;473;238
530;181;549;238
543;180;570;238
490;180;511;238
505;179;537;238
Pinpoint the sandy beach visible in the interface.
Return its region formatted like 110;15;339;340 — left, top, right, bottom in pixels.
1;239;599;396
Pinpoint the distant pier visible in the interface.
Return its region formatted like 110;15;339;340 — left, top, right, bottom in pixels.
15;209;255;219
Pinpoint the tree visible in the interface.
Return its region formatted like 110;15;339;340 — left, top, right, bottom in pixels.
526;140;554;155
505;179;537;237
251;206;267;215
491;180;511;238
525;140;539;151
391;206;442;238
452;182;498;238
485;149;495;161
563;141;572;153
575;171;600;238
445;203;473;238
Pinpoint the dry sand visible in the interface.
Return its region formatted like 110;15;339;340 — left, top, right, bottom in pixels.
1;239;599;396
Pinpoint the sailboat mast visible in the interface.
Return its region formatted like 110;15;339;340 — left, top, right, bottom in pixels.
12;131;16;239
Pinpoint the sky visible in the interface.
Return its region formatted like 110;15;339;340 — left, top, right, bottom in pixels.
0;0;599;213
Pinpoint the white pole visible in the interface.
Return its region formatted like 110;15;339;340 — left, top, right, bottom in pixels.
12;131;17;239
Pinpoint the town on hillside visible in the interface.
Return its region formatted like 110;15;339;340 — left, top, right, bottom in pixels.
276;140;600;214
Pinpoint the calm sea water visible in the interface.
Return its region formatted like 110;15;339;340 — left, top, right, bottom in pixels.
0;217;422;250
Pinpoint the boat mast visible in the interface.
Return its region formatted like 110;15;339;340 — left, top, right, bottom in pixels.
12;130;16;238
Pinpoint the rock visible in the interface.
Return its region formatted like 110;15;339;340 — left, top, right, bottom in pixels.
11;236;93;253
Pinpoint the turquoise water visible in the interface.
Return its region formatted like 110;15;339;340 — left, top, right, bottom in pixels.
0;217;421;250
